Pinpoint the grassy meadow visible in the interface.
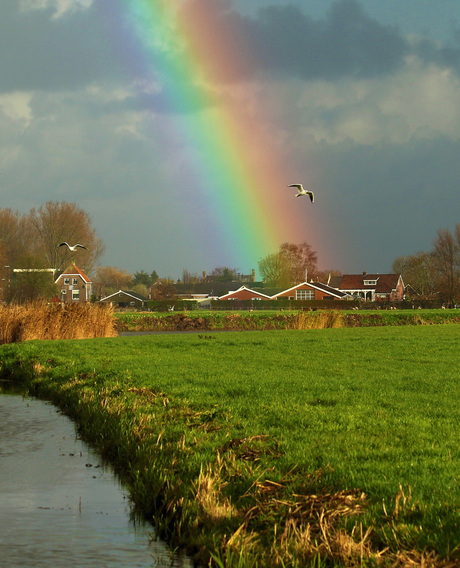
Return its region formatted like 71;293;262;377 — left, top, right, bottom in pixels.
0;324;459;566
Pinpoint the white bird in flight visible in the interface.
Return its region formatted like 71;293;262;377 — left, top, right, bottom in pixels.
58;242;88;252
288;184;314;202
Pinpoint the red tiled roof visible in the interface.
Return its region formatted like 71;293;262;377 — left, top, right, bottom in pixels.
339;274;401;292
58;263;92;283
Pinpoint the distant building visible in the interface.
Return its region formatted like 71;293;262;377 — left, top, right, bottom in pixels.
55;263;92;303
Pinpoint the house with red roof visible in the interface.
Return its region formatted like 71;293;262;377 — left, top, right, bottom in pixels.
271;281;350;301
335;273;405;301
55;263;92;303
218;286;272;301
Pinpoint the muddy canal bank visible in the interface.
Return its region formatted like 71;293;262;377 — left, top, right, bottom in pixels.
0;391;191;568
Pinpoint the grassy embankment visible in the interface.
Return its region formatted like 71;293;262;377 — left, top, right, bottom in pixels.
114;308;460;332
1;323;459;567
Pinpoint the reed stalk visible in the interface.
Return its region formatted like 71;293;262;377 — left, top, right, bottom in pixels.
0;301;116;344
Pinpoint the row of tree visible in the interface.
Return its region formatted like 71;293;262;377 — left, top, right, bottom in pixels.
2;202;460;304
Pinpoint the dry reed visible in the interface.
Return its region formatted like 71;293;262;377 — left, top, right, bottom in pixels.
288;310;344;330
0;301;117;344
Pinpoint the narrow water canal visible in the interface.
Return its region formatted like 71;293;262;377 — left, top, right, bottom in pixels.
0;392;192;568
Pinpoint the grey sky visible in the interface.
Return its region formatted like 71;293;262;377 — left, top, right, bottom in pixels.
1;0;460;279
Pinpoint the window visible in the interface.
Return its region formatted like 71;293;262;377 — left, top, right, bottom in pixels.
64;278;70;285
296;289;314;300
363;279;377;286
72;278;78;286
72;289;80;301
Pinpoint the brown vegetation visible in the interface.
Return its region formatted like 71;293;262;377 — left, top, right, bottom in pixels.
0;301;116;344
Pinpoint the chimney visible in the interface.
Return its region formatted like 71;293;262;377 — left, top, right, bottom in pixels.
202;271;206;280
252;269;256;282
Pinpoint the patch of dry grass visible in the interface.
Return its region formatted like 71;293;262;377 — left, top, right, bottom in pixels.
0;301;116;343
288;310;344;330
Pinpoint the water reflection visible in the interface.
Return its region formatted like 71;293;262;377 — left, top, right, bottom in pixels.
0;392;192;568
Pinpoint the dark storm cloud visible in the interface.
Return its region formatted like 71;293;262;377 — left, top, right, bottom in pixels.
0;0;215;114
412;36;460;73
0;0;124;93
4;0;460;99
251;0;409;80
179;0;409;83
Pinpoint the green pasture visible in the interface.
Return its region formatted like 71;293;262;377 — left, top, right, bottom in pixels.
1;324;459;566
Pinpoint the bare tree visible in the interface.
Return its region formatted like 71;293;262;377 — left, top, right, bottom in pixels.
259;242;319;287
28;201;105;273
432;227;460;304
94;266;133;298
392;252;437;298
315;268;342;283
150;278;177;300
0;208;32;268
210;267;239;281
181;268;198;284
280;242;318;283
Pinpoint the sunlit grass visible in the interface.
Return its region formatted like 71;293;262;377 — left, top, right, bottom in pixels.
1;324;459;566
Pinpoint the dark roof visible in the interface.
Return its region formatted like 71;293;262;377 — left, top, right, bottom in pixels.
326;275;342;289
100;290;148;302
218;286;272;300
174;282;240;296
311;282;350;298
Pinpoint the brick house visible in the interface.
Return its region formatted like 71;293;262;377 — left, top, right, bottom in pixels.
218;286;272;301
335;273;405;301
271;281;350;301
55;263;92;303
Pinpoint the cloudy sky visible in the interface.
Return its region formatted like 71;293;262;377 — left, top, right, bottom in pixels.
2;0;460;279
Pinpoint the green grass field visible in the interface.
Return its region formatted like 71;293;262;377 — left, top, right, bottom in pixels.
1;324;459;566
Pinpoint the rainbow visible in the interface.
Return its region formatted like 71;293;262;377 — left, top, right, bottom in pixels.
107;0;326;272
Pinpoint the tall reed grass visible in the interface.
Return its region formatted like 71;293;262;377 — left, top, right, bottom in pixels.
0;301;116;344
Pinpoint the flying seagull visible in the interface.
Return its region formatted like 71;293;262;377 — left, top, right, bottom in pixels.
58;242;87;252
288;184;314;202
